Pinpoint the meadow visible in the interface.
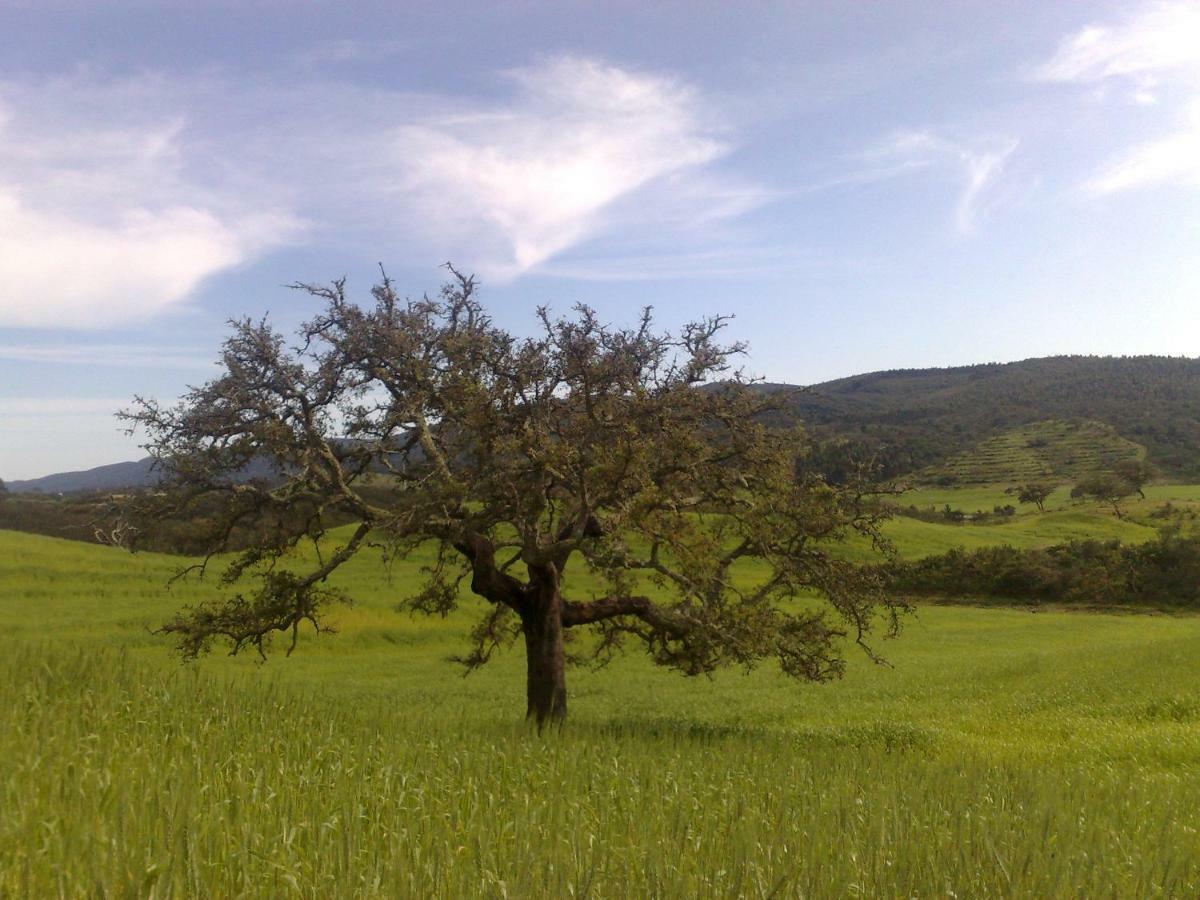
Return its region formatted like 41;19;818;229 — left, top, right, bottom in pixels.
3;495;1200;897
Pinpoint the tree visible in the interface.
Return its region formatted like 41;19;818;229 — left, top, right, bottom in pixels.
0;478;7;496
1016;482;1054;513
1112;458;1154;499
123;267;903;727
1071;474;1134;519
795;436;904;488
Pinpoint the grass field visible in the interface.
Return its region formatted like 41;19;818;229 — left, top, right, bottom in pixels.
3;502;1200;896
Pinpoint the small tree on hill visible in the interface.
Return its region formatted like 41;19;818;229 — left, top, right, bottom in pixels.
1016;482;1053;513
1112;458;1154;499
1071;474;1135;519
122;268;903;727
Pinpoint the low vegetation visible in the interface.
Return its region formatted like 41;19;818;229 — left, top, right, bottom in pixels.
886;530;1200;608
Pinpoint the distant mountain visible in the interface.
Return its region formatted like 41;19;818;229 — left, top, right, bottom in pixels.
6;455;281;495
7;458;159;495
8;355;1200;493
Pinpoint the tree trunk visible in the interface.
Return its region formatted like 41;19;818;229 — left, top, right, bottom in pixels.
523;566;567;728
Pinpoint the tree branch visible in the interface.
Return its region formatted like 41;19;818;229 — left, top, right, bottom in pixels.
562;595;687;635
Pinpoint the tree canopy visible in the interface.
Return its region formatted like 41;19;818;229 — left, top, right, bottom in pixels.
1112;458;1154;499
1016;482;1054;513
1071;474;1136;519
124;267;903;726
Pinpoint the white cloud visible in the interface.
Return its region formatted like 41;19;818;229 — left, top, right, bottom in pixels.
864;131;1019;232
1034;2;1200;194
0;192;296;328
955;142;1020;232
389;56;732;278
0;84;302;329
1034;2;1200;90
1085;99;1200;194
0;58;759;315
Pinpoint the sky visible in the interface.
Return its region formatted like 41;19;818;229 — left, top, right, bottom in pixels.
2;1;1199;480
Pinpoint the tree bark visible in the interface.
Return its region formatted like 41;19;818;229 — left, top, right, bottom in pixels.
523;565;567;728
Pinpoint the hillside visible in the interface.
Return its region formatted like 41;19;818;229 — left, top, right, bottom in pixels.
918;419;1144;486
789;355;1200;479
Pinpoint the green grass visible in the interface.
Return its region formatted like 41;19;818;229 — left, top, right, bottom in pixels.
4;520;1200;896
845;493;1160;564
878;508;1156;560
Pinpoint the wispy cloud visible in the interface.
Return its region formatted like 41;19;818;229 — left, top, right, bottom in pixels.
1034;2;1200;195
0;397;129;417
0;343;215;369
293;38;416;67
0;82;302;329
0;191;294;329
1033;1;1200;94
537;245;869;282
1085;99;1200;194
0;58;765;312
955;142;1020;232
389;56;740;278
862;131;1019;232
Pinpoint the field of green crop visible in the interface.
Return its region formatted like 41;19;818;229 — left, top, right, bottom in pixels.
3;503;1200;897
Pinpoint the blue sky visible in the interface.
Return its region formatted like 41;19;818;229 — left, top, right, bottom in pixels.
2;1;1199;480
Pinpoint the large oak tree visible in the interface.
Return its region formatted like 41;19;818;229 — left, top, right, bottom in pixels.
124;268;902;727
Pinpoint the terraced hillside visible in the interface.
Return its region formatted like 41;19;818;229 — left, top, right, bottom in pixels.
918;419;1145;486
